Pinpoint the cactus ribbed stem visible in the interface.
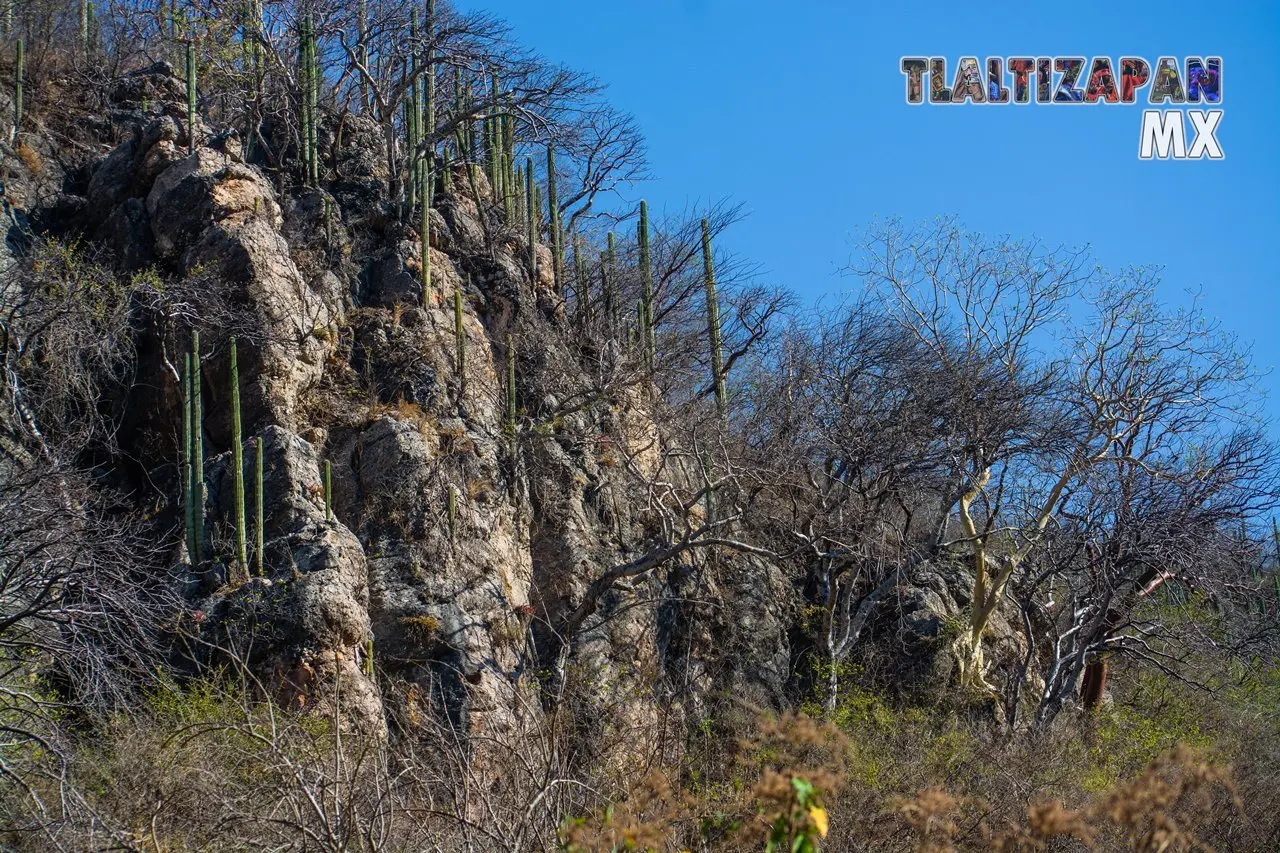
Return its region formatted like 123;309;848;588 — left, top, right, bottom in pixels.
701;219;726;419
503;113;514;212
573;233;591;325
505;334;516;436
299;20;311;179
446;484;457;552
603;232;618;331
454;286;467;399
309;18;319;182
323;459;332;521
424;0;435;171
525;157;536;276
230;338;247;580
189;332;205;563
80;0;89;55
181;352;193;560
185;39;196;153
407;9;420;216
545;146;563;293
638;200;655;369
421;162;432;306
357;0;368;108
254;434;264;576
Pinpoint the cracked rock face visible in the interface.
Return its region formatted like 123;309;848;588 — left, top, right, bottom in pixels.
34;61;801;758
203;425;383;733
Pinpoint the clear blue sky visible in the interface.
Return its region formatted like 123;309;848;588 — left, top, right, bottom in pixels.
465;0;1280;432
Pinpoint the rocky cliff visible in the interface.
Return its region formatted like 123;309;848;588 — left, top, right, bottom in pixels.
0;62;1021;768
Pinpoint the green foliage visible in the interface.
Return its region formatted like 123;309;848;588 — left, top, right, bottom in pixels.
765;776;829;853
1081;672;1215;792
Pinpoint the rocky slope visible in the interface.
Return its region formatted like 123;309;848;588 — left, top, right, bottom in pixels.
0;62;1023;763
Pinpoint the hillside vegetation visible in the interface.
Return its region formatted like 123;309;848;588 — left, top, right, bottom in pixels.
0;2;1278;850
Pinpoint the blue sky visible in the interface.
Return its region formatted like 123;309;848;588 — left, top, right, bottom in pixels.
466;0;1280;432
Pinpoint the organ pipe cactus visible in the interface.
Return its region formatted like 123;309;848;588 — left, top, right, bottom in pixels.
230;337;247;580
254;434;264;575
546;146;564;292
185;39;196;153
505;334;516;436
701;219;727;419
602;232;618;331
424;0;435;165
447;484;457;553
80;0;89;55
323;459;332;521
525;156;536;275
298;16;318;184
573;233;591;325
189;332;205;562
181;351;193;560
420;162;432;306
454;286;467;398
638;200;655;368
10;38;20;140
406;9;420;215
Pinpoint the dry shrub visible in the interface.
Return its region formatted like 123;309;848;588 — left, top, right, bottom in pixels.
559;771;689;853
15;141;43;174
887;745;1238;852
1093;746;1240;852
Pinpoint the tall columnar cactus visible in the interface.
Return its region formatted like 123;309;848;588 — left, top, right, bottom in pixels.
423;0;436;171
545;145;564;292
406;9;420;215
299;16;318;183
701;219;727;419
189;332;206;562
357;0;368;106
229;338;248;580
1272;518;1280;606
573;233;591;325
420;161;432;306
454;286;467;398
638;200;655;368
181;351;193;560
446;484;457;552
299;24;311;179
524;156;537;276
503;113;515;215
505;334;516;436
512;162;523;224
185;39;196;153
603;231;619;331
323;459;332;521
80;0;89;55
254;434;264;576
452;66;465;157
